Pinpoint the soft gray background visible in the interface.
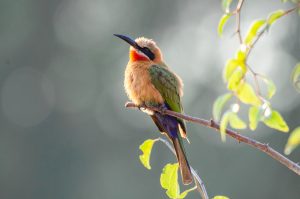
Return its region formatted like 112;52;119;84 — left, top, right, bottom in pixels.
0;0;299;198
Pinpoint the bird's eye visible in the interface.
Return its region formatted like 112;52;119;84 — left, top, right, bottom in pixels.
141;47;155;60
143;47;151;53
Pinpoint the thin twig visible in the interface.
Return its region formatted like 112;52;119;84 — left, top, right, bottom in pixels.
235;0;245;44
125;102;300;176
158;137;209;199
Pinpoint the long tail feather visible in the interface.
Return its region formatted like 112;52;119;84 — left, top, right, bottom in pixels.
151;112;193;185
172;137;193;185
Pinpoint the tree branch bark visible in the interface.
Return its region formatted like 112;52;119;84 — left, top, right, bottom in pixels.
125;101;300;176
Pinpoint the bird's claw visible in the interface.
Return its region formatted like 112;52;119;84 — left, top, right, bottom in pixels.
158;105;168;114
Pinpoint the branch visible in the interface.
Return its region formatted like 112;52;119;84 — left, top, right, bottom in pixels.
125;102;300;176
158;137;209;199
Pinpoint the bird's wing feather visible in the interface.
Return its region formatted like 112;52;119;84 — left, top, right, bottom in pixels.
148;64;187;138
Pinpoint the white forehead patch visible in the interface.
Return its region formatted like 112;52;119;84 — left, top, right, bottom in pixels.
135;37;157;49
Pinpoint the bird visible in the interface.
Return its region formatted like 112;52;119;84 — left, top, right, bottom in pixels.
114;34;193;185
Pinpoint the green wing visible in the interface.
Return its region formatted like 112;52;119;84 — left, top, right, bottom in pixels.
148;64;187;135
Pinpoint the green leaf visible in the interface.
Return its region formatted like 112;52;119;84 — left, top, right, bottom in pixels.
178;186;197;199
139;139;158;169
229;113;247;129
291;63;300;92
236;83;262;106
261;77;276;99
263;110;289;132
227;69;245;91
222;0;233;12
218;14;231;37
213;93;233;121
267;10;285;25
284;127;300;155
223;59;247;82
160;163;180;199
213;196;230;199
248;106;260;130
244;19;266;45
220;111;231;142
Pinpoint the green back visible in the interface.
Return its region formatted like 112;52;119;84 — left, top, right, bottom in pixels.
148;64;187;133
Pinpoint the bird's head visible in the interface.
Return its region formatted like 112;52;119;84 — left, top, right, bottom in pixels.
114;34;162;63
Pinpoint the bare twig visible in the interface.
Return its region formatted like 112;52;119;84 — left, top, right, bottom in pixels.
158;137;209;199
125;102;300;176
234;0;245;44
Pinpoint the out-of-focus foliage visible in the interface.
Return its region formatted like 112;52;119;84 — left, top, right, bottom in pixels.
139;139;158;169
213;93;232;121
244;19;266;45
285;127;300;155
213;0;296;141
291;63;300;92
218;14;231;36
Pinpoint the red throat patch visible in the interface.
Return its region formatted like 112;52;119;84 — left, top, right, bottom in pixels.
130;50;149;62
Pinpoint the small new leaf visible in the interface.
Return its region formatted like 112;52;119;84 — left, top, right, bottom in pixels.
160;163;180;199
213;93;233;121
291;63;300;92
218;14;231;36
263;110;289;132
139;139;158;169
229;113;247;129
213;196;230;199
249;106;260;131
284;127;300;155
244;19;266;45
236;83;262;106
267;10;285;25
261;77;276;99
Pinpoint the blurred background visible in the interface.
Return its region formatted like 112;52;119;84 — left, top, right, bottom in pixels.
0;0;299;198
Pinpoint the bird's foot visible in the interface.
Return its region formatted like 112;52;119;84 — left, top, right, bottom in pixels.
158;104;168;115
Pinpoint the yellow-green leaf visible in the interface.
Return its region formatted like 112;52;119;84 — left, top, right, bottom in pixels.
267;10;285;25
249;106;260;130
220;111;231;142
263;110;289;132
178;186;197;199
236;83;261;106
222;0;233;12
284;127;300;155
223;59;246;82
213;93;233;121
291;63;300;92
236;50;246;62
139;139;158;169
244;19;266;45
229;113;247;129
160;163;180;199
213;196;230;199
227;69;245;91
261;77;276;99
218;14;231;37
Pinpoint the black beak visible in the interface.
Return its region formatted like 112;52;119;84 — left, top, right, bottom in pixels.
114;34;155;60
